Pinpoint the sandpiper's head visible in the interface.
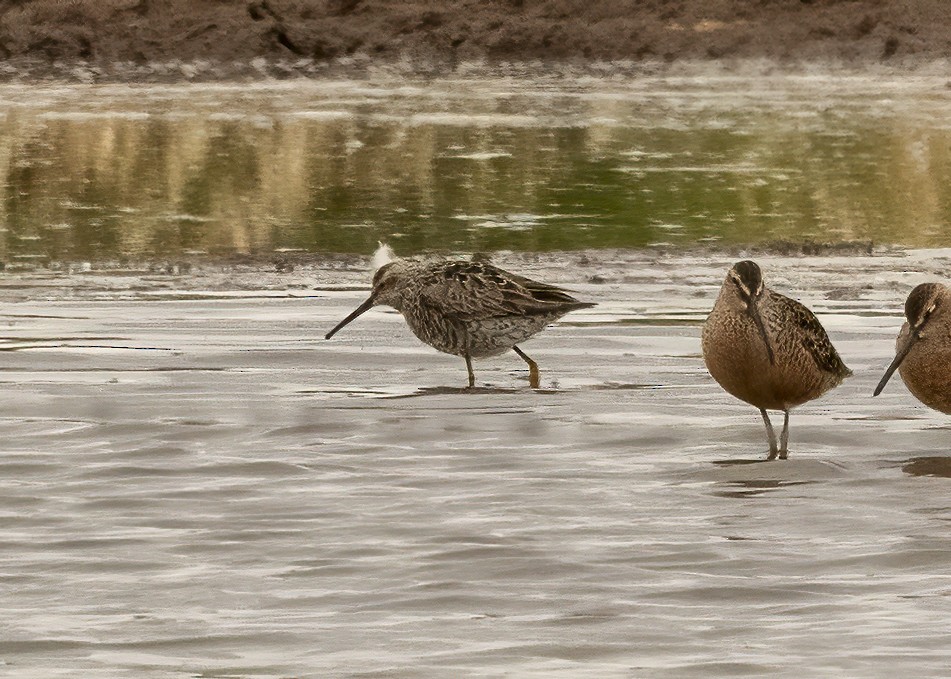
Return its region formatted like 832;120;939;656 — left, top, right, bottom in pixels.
874;282;950;397
904;282;946;334
325;255;412;340
368;260;412;307
728;260;765;303
723;260;774;365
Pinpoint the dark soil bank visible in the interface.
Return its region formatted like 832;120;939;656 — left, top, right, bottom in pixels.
1;0;950;79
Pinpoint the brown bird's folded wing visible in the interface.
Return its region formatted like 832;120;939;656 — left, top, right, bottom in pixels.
775;294;852;378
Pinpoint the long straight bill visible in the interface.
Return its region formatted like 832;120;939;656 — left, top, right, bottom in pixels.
748;303;775;365
873;335;915;396
325;296;375;339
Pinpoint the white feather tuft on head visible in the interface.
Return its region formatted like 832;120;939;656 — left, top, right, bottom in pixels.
371;241;396;271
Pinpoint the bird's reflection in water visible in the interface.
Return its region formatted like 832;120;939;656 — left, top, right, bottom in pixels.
901;456;951;478
386;385;542;399
713;479;814;499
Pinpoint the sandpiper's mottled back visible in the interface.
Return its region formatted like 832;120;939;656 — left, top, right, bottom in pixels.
874;282;951;414
325;248;595;388
702;260;851;460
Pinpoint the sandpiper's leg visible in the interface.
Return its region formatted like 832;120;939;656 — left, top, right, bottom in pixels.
464;354;475;388
778;409;790;460
760;408;779;461
512;345;540;388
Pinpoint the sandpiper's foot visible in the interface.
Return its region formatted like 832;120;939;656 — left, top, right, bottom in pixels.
527;365;540;389
513;345;540;389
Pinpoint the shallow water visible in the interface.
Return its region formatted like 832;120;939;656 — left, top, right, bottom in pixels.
4;73;951;263
1;248;951;677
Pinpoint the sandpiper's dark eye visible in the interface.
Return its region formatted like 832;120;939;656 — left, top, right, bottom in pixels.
730;274;752;300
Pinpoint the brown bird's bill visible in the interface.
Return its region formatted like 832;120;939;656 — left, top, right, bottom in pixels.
873;333;916;396
748;302;775;365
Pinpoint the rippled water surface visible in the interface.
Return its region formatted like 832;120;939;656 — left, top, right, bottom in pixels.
1;247;951;677
3;73;951;263
3;74;951;678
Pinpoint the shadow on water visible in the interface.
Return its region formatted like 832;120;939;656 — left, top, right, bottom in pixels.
303;384;547;399
386;385;549;399
900;456;951;478
702;457;846;498
711;458;771;467
590;382;657;391
314;381;656;399
712;479;814;499
300;387;400;398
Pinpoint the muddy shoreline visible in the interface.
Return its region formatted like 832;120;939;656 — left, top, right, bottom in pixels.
2;1;951;81
0;238;882;274
0;245;941;303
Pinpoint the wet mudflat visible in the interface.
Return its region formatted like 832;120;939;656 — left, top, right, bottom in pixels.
1;249;950;678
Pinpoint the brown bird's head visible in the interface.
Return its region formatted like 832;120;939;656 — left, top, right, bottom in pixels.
874;282;949;396
725;260;774;365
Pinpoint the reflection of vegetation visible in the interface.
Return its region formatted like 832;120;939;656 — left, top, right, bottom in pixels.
0;90;950;262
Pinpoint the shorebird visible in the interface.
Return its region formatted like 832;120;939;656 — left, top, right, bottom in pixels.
325;248;594;388
874;282;951;413
702;260;852;460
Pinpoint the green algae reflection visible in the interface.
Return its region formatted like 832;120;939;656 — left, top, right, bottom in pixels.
1;76;951;263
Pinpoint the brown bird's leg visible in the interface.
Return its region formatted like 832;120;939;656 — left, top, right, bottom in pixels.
512;345;540;388
760;408;779;461
778;409;790;460
464;354;475;388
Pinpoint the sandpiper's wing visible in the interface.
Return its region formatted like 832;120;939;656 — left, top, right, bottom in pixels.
773;293;852;378
417;261;593;321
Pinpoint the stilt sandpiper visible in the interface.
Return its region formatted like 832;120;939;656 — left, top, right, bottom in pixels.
326;249;594;388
